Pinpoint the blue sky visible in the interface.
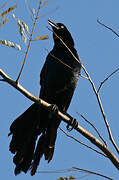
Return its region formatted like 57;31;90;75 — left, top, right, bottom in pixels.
1;0;119;179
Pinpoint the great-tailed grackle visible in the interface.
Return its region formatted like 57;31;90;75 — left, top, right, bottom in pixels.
8;20;81;175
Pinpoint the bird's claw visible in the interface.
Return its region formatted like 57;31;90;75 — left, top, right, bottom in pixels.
48;104;59;119
50;104;59;114
66;117;78;131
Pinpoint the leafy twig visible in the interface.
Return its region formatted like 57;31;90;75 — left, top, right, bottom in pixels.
16;0;44;83
0;5;17;18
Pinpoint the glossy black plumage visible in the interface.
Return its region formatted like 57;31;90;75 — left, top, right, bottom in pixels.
9;20;81;175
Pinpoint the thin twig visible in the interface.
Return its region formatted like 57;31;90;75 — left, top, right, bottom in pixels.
97;19;119;38
77;113;107;146
97;67;119;93
25;0;35;21
45;48;72;70
1;69;119;170
79;74;89;79
37;167;112;179
48;27;81;64
50;27;119;154
39;6;59;19
82;64;119;154
37;167;91;179
16;1;42;83
37;168;76;174
73;167;113;180
59;127;107;157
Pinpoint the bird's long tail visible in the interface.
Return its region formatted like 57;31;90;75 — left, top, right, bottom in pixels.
9;103;60;175
31;115;60;175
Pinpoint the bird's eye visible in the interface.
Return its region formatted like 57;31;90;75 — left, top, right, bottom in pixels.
61;25;64;29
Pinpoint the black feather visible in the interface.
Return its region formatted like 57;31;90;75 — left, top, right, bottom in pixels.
9;20;81;175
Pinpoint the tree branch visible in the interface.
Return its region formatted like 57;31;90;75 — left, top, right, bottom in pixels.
97;67;119;93
1;68;119;171
97;18;119;38
73;167;113;180
77;113;107;146
59;127;107;157
37;167;113;179
51;28;119;154
81;64;119;154
16;0;43;83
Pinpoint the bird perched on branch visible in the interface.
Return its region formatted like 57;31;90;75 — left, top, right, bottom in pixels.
8;20;81;175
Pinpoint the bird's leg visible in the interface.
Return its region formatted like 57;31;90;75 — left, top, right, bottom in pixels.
48;104;59;118
65;113;78;131
49;105;78;131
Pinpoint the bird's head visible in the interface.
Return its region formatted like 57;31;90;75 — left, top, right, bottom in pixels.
48;20;74;47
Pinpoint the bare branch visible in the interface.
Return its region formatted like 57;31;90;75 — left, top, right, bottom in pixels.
37;167;113;179
80;63;119;153
45;48;72;70
77;113;107;146
73;167;113;180
16;0;44;83
97;19;119;38
79;74;89;79
98;67;119;93
25;0;34;21
37;168;76;174
1;69;119;171
59;127;107;157
50;28;119;154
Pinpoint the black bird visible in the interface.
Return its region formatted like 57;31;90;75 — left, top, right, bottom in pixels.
8;20;81;175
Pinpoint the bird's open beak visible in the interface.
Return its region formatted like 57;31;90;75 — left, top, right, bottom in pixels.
48;20;59;30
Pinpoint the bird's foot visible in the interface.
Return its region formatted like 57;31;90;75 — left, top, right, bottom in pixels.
48;104;59;119
65;113;78;131
50;104;59;114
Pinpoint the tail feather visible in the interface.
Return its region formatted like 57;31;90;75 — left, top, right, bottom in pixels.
31;117;60;175
31;133;46;176
9;103;61;175
31;131;56;176
13;135;36;175
45;116;60;162
9;103;40;175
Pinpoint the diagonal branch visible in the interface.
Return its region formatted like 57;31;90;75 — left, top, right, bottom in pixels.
59;127;107;157
1;68;119;171
78;113;107;146
51;28;119;154
82;64;119;154
73;167;113;180
97;19;119;38
97;67;119;93
16;0;42;83
37;167;113;179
